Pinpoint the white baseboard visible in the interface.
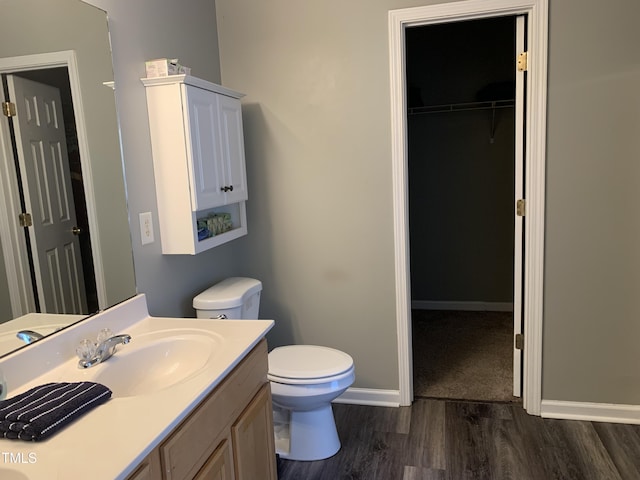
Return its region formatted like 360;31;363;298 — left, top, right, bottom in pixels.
412;300;514;312
333;392;640;424
333;388;400;407
541;400;640;425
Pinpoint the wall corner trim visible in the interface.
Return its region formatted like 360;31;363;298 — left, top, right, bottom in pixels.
541;399;640;425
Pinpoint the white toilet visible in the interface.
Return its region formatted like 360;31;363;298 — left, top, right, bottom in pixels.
193;277;355;462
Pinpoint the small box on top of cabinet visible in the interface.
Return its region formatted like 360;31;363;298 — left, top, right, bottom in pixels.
145;58;191;78
142;74;248;254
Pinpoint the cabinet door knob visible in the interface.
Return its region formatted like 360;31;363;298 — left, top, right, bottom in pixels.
220;185;234;192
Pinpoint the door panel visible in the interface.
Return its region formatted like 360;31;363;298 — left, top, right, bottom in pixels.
7;74;87;314
184;84;226;210
218;94;248;204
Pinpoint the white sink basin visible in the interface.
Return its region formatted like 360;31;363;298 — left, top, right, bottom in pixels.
77;329;221;398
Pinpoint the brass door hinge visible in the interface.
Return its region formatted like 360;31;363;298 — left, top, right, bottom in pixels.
19;212;32;227
2;101;16;117
517;51;528;72
516;199;526;217
515;333;524;350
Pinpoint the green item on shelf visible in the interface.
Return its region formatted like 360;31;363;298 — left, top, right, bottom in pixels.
197;212;233;240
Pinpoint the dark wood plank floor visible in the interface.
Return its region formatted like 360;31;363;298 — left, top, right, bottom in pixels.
277;400;640;480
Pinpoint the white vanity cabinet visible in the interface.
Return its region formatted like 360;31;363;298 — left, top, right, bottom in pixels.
142;75;248;254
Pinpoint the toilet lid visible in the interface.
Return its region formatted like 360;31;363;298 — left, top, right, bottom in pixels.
268;345;353;380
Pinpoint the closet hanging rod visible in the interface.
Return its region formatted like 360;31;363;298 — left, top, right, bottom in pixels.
408;99;514;115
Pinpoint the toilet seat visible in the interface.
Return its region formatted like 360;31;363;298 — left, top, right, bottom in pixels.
268;345;354;385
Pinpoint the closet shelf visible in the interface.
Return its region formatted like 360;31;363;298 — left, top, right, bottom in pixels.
408;99;514;115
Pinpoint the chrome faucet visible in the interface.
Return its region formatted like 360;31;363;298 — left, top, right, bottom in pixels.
16;330;44;344
77;334;131;369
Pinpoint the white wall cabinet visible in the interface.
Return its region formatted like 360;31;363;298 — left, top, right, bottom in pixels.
142;75;248;254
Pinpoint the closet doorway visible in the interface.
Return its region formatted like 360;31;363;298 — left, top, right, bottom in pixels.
389;0;548;413
406;16;524;403
406;16;519;403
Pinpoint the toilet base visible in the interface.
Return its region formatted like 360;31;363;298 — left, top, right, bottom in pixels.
275;404;341;461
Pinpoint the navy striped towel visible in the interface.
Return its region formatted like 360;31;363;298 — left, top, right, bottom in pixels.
0;382;112;441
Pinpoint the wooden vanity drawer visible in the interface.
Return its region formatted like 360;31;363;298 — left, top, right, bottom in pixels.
160;339;268;480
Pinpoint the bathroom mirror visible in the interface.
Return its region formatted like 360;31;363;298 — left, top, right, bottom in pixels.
0;0;136;356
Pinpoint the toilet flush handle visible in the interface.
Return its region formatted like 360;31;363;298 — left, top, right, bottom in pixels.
215;314;227;319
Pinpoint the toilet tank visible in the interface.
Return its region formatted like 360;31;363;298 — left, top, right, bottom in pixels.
193;277;262;319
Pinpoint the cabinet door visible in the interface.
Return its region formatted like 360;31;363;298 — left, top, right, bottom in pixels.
194;439;234;480
217;94;248;205
184;84;227;210
231;384;277;480
126;449;162;480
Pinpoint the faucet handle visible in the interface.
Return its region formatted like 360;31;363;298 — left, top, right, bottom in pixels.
96;328;114;344
76;339;96;362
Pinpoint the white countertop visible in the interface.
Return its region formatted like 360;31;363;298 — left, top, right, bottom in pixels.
0;295;274;479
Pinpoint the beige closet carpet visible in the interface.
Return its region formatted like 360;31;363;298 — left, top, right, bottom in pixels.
412;309;520;402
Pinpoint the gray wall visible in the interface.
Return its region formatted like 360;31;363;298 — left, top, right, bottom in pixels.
215;0;406;390
215;0;640;403
84;0;640;404
543;0;640;404
88;0;248;317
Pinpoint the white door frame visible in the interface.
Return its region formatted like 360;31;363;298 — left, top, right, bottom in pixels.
389;0;548;414
0;50;107;317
